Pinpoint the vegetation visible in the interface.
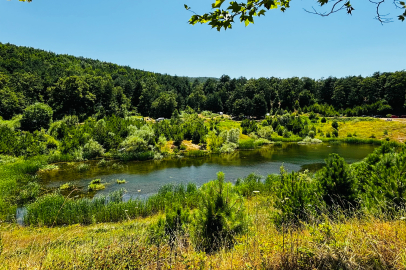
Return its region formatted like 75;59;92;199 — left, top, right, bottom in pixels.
186;0;406;31
2;42;406;268
2;143;406;268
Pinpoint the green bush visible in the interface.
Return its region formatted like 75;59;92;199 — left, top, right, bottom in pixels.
271;167;322;226
191;172;246;253
20;103;53;132
83;138;105;159
317;153;357;208
257;126;273;140
331;121;339;130
321;117;327;123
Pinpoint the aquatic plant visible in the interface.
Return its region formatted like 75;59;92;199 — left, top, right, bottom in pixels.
116;179;126;184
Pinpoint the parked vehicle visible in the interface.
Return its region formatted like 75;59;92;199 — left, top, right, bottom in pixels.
401;115;406;118
391;115;399;118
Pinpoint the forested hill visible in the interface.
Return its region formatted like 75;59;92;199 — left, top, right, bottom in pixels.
0;42;405;121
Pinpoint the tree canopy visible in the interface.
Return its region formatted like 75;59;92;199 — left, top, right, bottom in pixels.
185;0;406;30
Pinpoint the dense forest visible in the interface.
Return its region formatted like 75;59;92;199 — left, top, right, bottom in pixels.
1;42;406;122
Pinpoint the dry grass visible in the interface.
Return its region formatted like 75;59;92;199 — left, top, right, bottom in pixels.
315;118;406;142
2;197;406;269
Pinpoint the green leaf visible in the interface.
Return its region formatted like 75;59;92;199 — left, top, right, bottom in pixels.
212;0;226;8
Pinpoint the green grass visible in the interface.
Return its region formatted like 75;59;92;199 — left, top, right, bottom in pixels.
0;155;47;221
25;183;200;226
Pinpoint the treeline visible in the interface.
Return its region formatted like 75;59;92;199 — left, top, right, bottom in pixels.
1;42;406;121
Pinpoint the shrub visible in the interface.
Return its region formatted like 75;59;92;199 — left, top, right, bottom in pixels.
317;153;357;208
219;142;237;153
331;121;339;130
235;173;264;197
20;103;53;132
308;130;315;138
332;129;338;137
191;172;246;253
120;135;148;153
83;138;105;159
257;126;273;140
116;179;126;184
321;117;327;123
238;139;255;149
270;167;322;226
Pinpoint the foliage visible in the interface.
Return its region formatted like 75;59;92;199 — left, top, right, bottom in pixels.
317;153;357;208
191;172;246;253
186;0;405;31
270;167;322;226
83;138;105;159
241;119;258;135
20;103;53;132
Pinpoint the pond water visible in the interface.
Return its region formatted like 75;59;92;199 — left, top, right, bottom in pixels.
39;143;376;199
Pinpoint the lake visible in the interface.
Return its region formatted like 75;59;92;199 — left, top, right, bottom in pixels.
39;143;376;200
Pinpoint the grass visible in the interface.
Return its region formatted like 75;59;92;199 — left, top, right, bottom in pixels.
2;198;406;269
24;183;200;226
0;155;47;221
314;118;406;143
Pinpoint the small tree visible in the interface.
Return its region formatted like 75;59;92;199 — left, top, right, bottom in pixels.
20;103;53;132
317;153;357;208
191;172;246;253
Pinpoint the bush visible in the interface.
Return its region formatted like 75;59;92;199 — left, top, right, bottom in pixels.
270;167;322;226
219;142;237;153
308;130;315;138
331;121;339;130
20;103;53;132
257;126;273;140
83;138;105;159
317;153;357;208
191;172;246;253
321;117;327;123
332;129;338;137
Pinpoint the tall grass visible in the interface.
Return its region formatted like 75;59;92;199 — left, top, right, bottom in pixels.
0;155;47;221
25;183;200;226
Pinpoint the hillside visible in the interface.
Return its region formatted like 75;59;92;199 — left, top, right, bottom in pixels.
1;43;406;121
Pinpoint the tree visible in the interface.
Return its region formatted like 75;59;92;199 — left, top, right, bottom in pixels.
20;102;53;132
49;76;96;118
317;153;357;208
252;94;268;118
151;91;178;118
185;0;406;31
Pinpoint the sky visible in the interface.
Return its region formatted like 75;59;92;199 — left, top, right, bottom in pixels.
0;0;405;79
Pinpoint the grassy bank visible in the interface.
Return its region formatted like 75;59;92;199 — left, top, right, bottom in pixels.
1;200;406;269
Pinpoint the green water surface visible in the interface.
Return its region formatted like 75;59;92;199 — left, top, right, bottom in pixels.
39;143;376;199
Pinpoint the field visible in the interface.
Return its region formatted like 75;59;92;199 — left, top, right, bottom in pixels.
314;117;406;143
1;198;406;269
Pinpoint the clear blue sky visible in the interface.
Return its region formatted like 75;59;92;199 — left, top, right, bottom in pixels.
0;0;404;79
